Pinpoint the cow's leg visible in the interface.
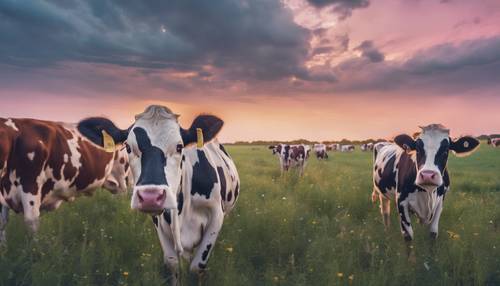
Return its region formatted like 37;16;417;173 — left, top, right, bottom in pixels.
156;219;181;286
379;194;391;228
0;204;9;245
429;196;444;239
190;207;224;274
397;197;413;241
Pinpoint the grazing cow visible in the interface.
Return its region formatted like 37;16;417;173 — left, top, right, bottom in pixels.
372;124;479;241
327;143;340;151
341;145;355;152
487;137;500;147
0;118;130;243
77;105;240;285
313;143;328;159
361;143;374;152
270;144;309;175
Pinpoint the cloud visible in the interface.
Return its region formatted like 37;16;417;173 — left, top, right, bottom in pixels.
306;0;369;18
0;0;334;83
355;40;385;63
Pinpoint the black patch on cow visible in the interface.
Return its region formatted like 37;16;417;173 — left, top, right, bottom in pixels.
227;191;233;202
219;144;230;157
283;145;290;162
29;201;34;206
437;169;450;197
396;153;418;202
191;150;217;199
77;117;129;146
198;263;207;270
152;216;158;227
376;154;397;194
201;244;212;261
217;167;226;200
434;139;449;173
163;209;171;225
133;128;168;186
415;139;426;168
177;192;184;215
234;182;239;201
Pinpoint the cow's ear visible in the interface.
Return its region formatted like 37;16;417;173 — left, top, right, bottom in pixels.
450;136;480;157
77;117;129;147
181;115;224;146
394;134;416;152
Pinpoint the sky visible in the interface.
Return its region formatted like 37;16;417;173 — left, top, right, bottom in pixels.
0;0;499;142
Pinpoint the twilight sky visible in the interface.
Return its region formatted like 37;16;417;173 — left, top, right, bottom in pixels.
1;0;499;142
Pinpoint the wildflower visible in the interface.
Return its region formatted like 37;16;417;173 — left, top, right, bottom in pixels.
273;276;279;282
123;271;129;277
446;231;460;240
337;272;344;278
225;247;234;253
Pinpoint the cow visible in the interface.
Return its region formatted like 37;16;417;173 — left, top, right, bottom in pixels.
269;144;309;175
361;143;374;152
77;105;240;285
487;137;500;147
327;143;340;151
341;145;355;152
372;124;479;242
313;143;328;159
0;118;130;244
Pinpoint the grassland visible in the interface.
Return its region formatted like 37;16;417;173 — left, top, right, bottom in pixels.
0;144;499;286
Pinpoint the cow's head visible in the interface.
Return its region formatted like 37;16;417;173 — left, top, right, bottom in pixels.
394;124;479;191
103;148;131;194
78;105;223;214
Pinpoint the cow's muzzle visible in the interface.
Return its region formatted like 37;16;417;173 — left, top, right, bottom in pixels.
416;170;441;189
135;188;167;214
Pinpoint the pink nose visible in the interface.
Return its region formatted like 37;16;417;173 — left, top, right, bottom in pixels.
419;170;439;185
137;188;166;212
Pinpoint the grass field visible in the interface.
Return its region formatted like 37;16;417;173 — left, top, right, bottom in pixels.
1;144;499;286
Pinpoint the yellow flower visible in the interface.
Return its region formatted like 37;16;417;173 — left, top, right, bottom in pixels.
337;272;344;278
447;231;460;240
349;274;354;281
225;247;234;253
123;271;129;277
273;276;279;282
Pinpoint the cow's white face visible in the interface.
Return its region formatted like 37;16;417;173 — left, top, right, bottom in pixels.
126;114;184;214
103;148;131;194
395;124;480;191
77;105;224;215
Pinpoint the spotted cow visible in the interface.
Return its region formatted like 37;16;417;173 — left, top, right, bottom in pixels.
487;137;500;147
361;143;374;152
270;144;310;176
0;118;130;243
341;145;355;152
77;105;240;285
372;124;479;241
313;144;328;160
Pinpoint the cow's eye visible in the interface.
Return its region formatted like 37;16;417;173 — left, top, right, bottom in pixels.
125;143;131;154
176;144;183;154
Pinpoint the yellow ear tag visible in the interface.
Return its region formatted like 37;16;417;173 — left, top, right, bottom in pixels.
102;130;115;152
196;128;204;148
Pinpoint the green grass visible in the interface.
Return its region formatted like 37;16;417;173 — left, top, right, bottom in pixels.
1;144;500;286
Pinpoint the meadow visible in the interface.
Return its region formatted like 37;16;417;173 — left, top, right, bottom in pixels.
0;144;499;286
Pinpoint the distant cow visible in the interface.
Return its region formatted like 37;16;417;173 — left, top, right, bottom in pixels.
327;143;340;151
77;105;240;285
361;143;374;152
313;144;328;159
270;144;310;175
341;145;355;152
372;124;479;241
487;137;500;147
0;118;130;243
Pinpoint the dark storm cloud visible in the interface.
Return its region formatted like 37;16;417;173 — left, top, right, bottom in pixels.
355;41;385;63
0;0;322;82
306;0;369;18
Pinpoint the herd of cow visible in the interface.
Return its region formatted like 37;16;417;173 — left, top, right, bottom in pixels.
0;105;497;285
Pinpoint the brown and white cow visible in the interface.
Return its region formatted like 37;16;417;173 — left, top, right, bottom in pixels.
313;143;328;159
0;118;130;243
270;144;310;176
77;105;240;285
487;137;500;147
372;124;479;241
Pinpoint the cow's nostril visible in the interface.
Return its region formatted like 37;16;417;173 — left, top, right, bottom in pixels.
431;174;435;179
157;190;166;202
137;192;144;202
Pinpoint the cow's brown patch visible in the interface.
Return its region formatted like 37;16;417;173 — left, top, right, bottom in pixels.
71;138;113;190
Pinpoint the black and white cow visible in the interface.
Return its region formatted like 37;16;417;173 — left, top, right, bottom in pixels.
269;144;310;176
361;143;374;152
487;137;500;147
313;143;328;159
77;105;239;285
0;118;130;244
372;124;479;241
341;145;355;152
327;143;340;152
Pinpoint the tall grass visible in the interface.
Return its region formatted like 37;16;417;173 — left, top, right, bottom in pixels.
1;144;499;285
